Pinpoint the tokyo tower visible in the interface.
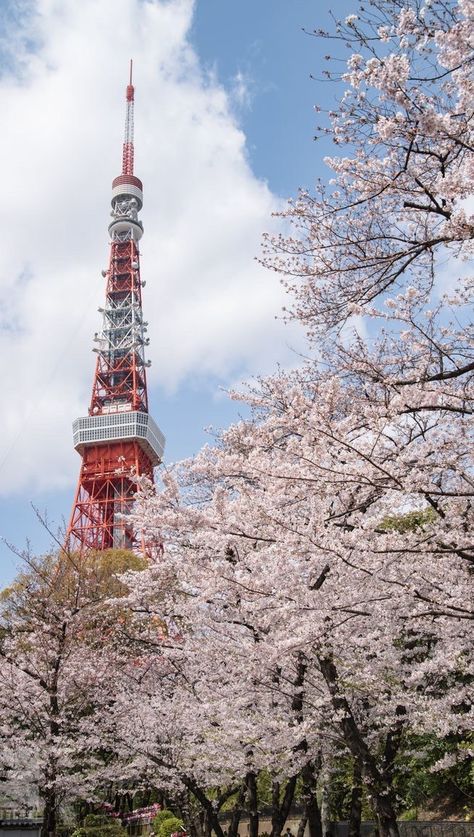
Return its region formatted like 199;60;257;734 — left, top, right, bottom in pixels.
66;63;165;552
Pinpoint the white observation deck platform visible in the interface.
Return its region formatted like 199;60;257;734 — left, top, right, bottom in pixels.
73;410;165;467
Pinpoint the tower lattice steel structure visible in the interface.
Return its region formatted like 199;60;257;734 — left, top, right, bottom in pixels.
67;63;165;552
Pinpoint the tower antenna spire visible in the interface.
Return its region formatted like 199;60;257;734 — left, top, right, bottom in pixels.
123;59;135;175
66;66;165;554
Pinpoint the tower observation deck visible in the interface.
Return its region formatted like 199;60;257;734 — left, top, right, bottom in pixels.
66;63;165;552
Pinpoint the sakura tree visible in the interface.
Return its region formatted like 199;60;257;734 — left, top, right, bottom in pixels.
84;549;326;837
0;549;146;835
129;3;473;837
130;327;472;835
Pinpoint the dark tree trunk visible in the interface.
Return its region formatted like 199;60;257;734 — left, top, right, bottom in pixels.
380;708;406;829
41;626;67;837
245;771;259;837
269;653;313;837
289;654;322;837
348;758;362;837
270;777;297;837
189;806;206;837
318;655;399;837
271;780;281;837
41;786;57;837
180;774;226;837
146;754;234;837
173;793;189;837
181;790;199;837
320;779;331;837
300;760;322;837
228;782;247;837
42;703;60;837
376;824;399;837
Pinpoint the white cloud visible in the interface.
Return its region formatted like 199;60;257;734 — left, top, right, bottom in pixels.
0;0;304;496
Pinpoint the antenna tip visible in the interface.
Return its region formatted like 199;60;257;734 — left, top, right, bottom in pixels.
126;59;134;102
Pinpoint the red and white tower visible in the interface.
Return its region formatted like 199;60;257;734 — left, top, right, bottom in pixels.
67;63;164;552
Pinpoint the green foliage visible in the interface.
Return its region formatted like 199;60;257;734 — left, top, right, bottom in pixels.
464;805;474;822
153;809;177;828
323;755;354;821
392;733;474;815
321;734;473;822
160;816;184;837
84;815;110;826
88;548;148;574
71;813;127;837
399;808;418;821
322;754;376;822
380;507;436;533
215;770;289;810
152;809;185;837
257;769;274;805
0;548;147;618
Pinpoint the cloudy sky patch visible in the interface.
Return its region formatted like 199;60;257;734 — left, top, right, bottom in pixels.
0;0;306;497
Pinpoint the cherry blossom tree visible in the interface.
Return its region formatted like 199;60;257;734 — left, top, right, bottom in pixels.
0;549;146;836
130;300;472;831
82;550;326;837
128;4;473;837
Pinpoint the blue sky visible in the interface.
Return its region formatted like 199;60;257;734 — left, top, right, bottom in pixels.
0;0;354;583
193;1;340;196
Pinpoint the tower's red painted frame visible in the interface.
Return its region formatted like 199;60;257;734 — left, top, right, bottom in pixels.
66;66;160;553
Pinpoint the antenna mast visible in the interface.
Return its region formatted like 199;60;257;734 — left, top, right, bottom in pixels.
123;59;135;175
